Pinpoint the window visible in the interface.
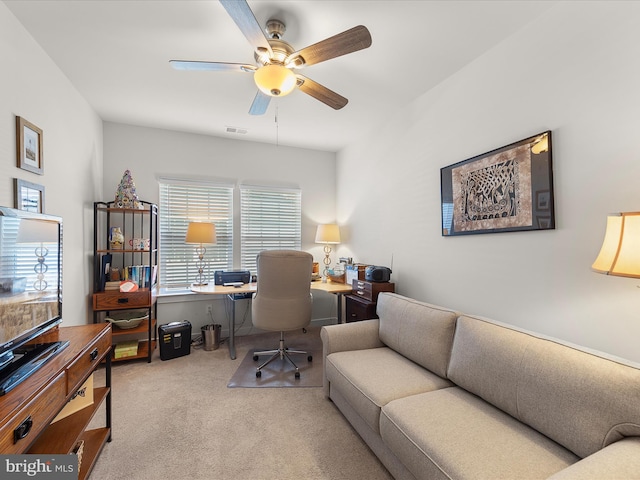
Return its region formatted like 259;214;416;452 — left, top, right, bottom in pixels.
240;185;301;275
159;179;233;287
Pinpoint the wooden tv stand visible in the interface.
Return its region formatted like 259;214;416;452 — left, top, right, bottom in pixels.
0;323;112;480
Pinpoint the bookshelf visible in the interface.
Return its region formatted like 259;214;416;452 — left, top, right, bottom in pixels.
92;201;158;362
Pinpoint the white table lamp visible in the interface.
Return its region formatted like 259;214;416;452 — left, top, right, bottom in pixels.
592;212;640;278
185;222;216;286
315;224;341;283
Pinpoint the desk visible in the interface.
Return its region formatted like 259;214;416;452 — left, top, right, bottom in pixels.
191;281;352;359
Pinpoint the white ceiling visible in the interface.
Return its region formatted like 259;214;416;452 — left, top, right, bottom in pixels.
5;0;557;152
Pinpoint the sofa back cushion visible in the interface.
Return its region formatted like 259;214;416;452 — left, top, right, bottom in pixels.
448;315;640;458
377;293;458;378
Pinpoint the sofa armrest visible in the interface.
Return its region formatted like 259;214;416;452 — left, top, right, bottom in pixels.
547;437;640;480
321;319;383;355
320;320;384;397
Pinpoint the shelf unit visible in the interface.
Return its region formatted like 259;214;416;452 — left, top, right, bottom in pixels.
92;201;158;362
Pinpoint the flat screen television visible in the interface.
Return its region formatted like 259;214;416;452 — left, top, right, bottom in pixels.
0;206;65;395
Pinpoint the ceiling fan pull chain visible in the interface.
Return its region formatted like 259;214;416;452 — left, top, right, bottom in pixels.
275;105;279;147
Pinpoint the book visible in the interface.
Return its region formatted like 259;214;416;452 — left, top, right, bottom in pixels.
114;340;139;359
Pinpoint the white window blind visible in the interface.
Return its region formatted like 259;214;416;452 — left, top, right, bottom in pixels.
240;185;301;275
159;180;233;287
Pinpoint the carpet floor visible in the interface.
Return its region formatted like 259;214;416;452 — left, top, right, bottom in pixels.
88;327;393;480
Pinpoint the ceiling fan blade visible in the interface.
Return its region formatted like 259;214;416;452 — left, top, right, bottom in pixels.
249;90;271;115
286;25;372;68
296;75;348;110
219;0;273;58
170;60;256;73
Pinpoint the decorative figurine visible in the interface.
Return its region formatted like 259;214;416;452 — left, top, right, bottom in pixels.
114;169;140;209
109;227;124;249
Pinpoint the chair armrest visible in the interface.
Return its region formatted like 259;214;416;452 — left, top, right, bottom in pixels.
547;437;640;479
320;320;383;397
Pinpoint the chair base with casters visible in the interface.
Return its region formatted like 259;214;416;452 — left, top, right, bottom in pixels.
253;331;312;378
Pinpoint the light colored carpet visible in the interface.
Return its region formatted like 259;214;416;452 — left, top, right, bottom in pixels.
88;328;393;480
227;328;322;388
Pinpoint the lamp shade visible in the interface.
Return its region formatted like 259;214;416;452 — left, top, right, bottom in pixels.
592;212;640;278
185;222;216;244
315;224;341;244
17;219;58;243
254;64;296;97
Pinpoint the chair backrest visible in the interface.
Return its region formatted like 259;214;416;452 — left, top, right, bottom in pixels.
252;250;313;332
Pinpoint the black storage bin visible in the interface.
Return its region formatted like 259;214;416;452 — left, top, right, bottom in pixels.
158;321;192;360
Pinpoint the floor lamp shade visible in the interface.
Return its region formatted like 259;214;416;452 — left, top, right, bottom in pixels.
592;212;640;278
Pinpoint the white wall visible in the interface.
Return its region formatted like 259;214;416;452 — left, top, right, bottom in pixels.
0;3;103;326
102;122;339;336
337;1;640;363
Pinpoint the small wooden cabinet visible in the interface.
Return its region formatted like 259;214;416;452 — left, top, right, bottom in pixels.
346;280;395;322
0;324;112;480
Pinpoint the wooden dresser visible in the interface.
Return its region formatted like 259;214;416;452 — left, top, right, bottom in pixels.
345;280;395;322
0;323;112;480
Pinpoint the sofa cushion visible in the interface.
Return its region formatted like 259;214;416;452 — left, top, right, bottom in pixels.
377;293;458;378
326;347;453;434
448;315;640;458
380;387;578;480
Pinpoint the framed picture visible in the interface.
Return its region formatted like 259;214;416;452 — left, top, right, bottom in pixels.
14;178;45;213
16;116;44;175
440;131;554;236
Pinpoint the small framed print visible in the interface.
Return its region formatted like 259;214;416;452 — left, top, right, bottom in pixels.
14;178;45;213
16;116;44;175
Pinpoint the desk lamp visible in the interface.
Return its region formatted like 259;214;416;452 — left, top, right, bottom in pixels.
315;224;341;283
185;222;216;286
592;212;640;278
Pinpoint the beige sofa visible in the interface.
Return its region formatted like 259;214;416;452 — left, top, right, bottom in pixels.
321;293;640;480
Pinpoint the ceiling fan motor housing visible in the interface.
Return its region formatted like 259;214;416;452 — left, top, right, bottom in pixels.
265;19;286;39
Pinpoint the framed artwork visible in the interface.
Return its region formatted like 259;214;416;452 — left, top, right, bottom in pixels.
16;116;44;175
440;131;554;236
14;178;45;213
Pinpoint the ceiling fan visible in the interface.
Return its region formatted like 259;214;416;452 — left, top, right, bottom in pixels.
170;0;372;115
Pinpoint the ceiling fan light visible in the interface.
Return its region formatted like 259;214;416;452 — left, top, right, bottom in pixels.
254;65;296;97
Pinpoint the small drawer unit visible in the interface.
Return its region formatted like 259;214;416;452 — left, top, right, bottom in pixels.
345;294;378;322
93;289;155;311
352;279;395;302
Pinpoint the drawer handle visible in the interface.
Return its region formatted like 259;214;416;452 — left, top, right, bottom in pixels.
357;290;364;295
117;297;129;304
14;416;33;444
89;348;99;362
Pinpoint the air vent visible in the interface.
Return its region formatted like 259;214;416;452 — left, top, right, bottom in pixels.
226;126;248;135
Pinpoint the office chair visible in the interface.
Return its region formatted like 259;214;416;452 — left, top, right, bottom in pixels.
252;250;313;378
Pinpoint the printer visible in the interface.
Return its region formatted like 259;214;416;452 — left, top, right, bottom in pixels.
214;270;251;286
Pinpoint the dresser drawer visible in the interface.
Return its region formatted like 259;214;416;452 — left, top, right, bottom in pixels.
345;295;378;322
0;372;66;453
352;280;395;302
66;327;111;393
93;289;153;310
